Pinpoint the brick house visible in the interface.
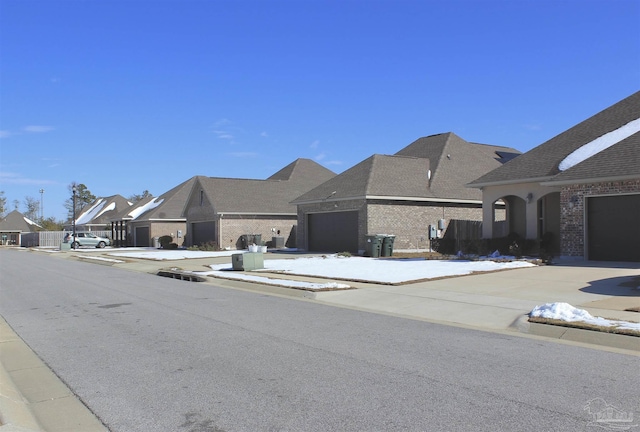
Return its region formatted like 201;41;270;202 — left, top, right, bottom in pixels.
292;133;520;253
184;158;335;249
109;177;196;247
468;91;640;262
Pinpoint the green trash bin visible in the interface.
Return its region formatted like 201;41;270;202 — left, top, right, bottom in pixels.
381;235;396;257
365;235;383;258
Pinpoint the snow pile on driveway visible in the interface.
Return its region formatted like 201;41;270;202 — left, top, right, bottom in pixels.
530;302;640;331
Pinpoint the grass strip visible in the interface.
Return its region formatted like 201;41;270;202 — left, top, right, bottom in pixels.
529;316;640;337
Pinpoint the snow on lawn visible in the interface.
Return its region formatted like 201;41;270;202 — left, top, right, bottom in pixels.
78;255;126;264
200;271;352;291
207;255;537;284
109;250;238;260
530;302;640;331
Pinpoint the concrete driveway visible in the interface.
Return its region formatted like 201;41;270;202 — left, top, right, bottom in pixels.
310;260;640;338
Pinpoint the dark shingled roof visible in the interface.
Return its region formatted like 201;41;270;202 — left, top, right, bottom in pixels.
0;210;42;232
116;177;197;221
292;155;431;203
294;133;520;203
543;132;640;185
75;195;131;226
469;91;640;187
198;158;336;214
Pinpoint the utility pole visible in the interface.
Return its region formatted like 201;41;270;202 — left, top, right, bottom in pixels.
72;185;77;249
39;189;45;219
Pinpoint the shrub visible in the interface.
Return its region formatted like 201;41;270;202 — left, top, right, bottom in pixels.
188;241;219;251
159;235;173;248
165;242;178;250
337;251;352;257
432;238;456;255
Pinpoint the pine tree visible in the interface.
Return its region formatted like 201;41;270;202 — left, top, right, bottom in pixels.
64;183;97;222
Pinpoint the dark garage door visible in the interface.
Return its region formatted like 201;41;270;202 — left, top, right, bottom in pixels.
588;194;640;262
191;222;216;247
135;226;150;247
308;211;358;253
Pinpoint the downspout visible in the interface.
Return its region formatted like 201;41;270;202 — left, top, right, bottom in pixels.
219;213;223;250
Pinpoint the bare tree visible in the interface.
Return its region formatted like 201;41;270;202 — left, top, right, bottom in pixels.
0;191;6;217
23;196;40;221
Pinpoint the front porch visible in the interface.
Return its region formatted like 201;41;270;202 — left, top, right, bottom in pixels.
481;182;561;253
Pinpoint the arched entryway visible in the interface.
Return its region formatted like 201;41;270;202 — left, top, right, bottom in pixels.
537;192;560;254
502;195;527;238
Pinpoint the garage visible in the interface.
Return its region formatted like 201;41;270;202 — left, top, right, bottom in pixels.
307;211;359;253
135;226;150;247
191;222;216;247
587;194;640;262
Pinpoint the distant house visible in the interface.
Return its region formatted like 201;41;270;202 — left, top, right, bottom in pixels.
0;210;42;246
468;91;640;262
184;158;335;249
292;133;520;253
110;177;196;247
70;195;132;233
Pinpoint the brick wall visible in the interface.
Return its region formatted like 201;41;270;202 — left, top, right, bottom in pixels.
560;179;640;257
367;201;488;250
297;199;505;251
149;222;187;247
219;215;297;250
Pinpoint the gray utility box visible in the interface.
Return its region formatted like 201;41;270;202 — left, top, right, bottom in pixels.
272;236;285;248
232;252;264;271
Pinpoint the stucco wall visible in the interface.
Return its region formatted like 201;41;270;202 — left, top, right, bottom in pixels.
560;179;640;258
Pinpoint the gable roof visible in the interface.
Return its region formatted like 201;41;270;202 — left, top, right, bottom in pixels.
469;91;640;187
75;195;132;226
196;158;336;214
0;210;42;233
114;177;197;222
293;133;520;204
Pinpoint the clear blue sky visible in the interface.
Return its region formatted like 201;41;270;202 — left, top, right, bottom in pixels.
1;0;639;222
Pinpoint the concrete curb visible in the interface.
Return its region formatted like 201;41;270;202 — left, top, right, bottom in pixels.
0;316;107;432
511;315;639;352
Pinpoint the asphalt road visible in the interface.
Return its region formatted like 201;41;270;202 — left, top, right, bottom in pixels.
1;249;638;431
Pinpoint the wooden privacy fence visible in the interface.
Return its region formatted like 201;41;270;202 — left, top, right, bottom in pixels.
441;219;507;252
21;231;111;248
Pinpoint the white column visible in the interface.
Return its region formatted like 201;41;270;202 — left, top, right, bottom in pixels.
526;199;538;239
482;198;494;238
